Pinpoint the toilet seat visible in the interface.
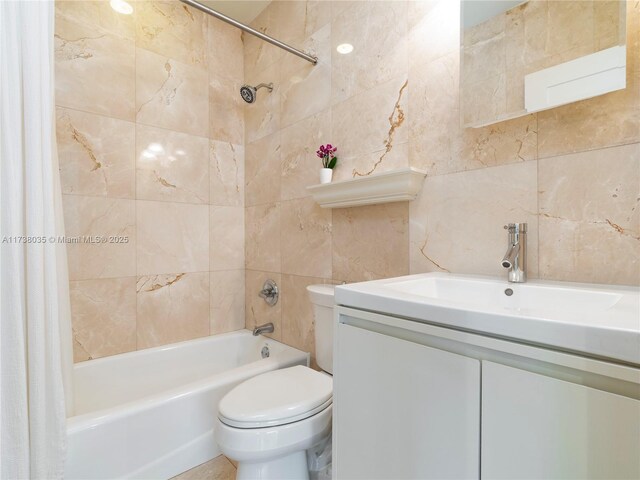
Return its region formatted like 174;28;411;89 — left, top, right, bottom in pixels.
218;365;333;429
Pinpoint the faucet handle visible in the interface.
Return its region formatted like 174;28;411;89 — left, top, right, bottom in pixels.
258;279;279;306
504;223;527;233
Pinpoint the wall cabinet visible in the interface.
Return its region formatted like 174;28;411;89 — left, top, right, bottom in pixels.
334;309;640;480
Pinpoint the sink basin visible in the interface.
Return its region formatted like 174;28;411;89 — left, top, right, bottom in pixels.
335;273;640;365
387;276;623;315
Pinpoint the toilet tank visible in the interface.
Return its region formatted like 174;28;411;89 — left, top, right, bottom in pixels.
306;284;335;374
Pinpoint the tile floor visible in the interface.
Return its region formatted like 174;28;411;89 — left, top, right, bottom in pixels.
172;455;236;480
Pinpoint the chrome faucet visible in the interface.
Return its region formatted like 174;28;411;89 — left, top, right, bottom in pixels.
258;279;278;306
252;322;274;336
501;223;527;283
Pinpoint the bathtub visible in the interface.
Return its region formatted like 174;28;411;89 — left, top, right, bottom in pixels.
65;330;309;479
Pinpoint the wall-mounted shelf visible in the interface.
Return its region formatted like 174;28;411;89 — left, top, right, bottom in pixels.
307;167;427;209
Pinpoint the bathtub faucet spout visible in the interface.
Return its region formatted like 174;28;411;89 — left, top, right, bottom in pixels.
253;322;274;336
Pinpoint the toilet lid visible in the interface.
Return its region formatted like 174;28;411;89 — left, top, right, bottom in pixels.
218;366;333;428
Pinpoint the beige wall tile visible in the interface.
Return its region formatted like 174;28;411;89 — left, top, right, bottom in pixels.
210;271;245;335
594;0;625;51
536;0;638;159
245;132;281;206
70;277;136;362
58;0;245;362
136;272;210;349
269;1;331;45
409;161;539;277
63;195;136;281
462;73;507;126
242;2;286;79
462;14;505;86
244;63;281;143
281;198;332;278
136;200;209;275
245;270;282;341
209;76;245;144
331;76;409;181
280;19;331;80
136;125;209;204
459;114;537;171
408;50;459;173
281;109;332;201
546;1;596;56
135;1;207;68
333;202;409;282
331;1;408;105
462;0;632;130
348;142;410;182
409;52;536;176
55;15;135;121
538;143;640;285
136;48;209;138
57;107;135;199
55;0;135;40
280;25;332;128
537;79;640;159
244;42;284;82
243;5;278;55
245;203;281;272
210;206;245;271
281;62;331;129
207;17;244;81
281;274;325;366
408;0;460;70
210;141;244;207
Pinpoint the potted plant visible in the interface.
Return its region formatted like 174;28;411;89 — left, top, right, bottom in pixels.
316;144;338;184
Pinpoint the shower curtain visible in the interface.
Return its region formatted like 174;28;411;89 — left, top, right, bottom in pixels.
0;0;74;478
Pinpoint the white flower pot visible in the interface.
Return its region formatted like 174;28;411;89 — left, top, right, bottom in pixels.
320;168;333;184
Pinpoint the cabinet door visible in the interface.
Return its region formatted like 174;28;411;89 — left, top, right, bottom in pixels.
482;361;640;479
334;323;480;479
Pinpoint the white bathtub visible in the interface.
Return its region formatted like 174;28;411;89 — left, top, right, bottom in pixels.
65;330;309;479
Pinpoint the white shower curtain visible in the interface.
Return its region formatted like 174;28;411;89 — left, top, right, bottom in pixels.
0;0;74;478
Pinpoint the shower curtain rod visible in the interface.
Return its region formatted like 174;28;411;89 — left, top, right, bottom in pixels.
179;0;318;65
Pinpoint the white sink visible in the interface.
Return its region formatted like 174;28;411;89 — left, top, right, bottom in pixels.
335;273;640;365
387;276;623;315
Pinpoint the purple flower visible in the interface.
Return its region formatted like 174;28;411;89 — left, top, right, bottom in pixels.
316;144;339;169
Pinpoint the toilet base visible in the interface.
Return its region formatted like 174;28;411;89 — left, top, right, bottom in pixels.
236;451;309;480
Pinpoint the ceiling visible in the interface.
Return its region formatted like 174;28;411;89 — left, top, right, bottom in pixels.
200;0;271;25
462;0;527;29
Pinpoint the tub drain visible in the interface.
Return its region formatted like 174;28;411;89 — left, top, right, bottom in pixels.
261;345;270;358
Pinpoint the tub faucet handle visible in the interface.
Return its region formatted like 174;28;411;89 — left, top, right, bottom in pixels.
259;279;279;306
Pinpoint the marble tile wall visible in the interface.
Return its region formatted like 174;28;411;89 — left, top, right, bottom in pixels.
58;0;639;364
244;1;411;367
55;0;245;362
461;0;626;126
245;0;639;367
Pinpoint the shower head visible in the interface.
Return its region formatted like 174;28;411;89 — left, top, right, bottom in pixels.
240;83;273;104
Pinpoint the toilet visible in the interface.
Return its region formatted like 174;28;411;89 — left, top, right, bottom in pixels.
216;284;335;480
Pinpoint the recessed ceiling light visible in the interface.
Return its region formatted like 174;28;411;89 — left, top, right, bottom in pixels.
110;0;133;15
336;43;354;55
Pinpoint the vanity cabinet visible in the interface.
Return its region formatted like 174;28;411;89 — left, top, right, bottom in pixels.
482;361;640;479
333;308;640;480
334;323;480;479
